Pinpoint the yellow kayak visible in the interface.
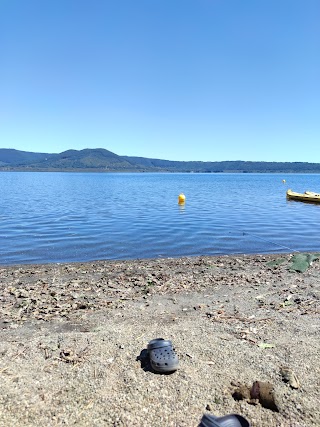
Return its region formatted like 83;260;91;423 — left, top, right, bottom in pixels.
286;189;320;203
304;191;320;197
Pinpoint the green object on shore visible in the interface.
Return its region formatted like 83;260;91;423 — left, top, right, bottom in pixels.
266;258;287;267
258;342;275;349
288;253;320;273
266;253;320;273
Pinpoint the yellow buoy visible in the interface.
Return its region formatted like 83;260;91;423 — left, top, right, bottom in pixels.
178;193;186;204
282;179;286;183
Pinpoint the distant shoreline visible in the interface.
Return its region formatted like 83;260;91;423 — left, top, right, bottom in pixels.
1;169;320;174
1;148;320;173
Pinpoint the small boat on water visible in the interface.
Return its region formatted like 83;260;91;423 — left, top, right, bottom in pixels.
304;191;320;197
286;189;320;203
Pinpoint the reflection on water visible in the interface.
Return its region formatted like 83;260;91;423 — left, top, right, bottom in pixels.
0;172;320;265
178;203;186;213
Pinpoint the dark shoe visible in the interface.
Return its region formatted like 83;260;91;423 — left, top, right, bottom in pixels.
147;338;179;373
198;413;250;427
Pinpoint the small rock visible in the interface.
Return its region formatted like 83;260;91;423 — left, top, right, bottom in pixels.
280;366;300;389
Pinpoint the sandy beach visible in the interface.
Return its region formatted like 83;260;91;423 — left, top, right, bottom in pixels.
0;253;319;426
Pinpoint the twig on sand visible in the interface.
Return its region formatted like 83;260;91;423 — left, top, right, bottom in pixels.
207;313;273;323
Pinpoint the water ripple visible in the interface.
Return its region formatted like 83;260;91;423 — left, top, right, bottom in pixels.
1;172;320;264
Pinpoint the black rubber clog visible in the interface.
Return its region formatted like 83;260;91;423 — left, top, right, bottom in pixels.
198;413;250;427
147;338;179;373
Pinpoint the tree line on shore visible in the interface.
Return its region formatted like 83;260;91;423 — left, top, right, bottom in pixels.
1;148;320;173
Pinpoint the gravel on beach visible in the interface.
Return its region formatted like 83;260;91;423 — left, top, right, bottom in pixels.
0;253;319;426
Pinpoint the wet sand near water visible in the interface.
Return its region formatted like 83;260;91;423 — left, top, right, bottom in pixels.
0;253;319;426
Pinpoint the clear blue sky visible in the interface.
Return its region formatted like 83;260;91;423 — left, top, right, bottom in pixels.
1;0;319;162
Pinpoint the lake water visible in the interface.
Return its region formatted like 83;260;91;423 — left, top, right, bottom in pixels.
1;172;320;265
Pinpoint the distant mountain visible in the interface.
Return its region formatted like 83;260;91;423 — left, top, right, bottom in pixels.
1;148;320;173
0;149;51;166
27;148;143;171
0;148;143;172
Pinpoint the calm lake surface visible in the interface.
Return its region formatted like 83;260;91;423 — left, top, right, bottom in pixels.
1;172;320;265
